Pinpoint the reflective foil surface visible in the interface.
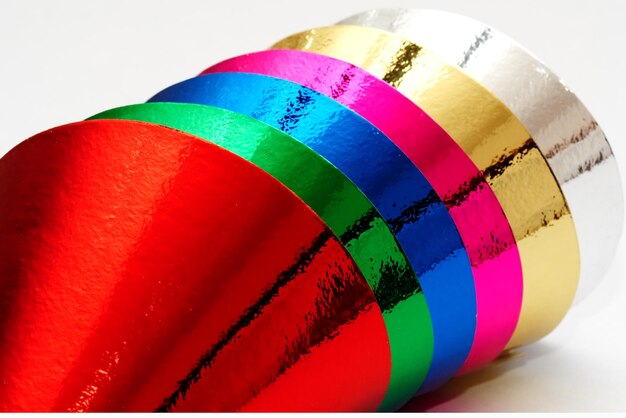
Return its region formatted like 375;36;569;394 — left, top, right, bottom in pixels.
0;120;391;411
203;49;523;373
272;26;580;350
89;102;434;410
339;8;624;302
149;72;476;398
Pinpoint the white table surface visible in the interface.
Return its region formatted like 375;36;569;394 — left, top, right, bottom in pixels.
1;0;624;412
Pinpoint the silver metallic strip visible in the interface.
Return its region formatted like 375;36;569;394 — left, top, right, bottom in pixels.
339;8;624;302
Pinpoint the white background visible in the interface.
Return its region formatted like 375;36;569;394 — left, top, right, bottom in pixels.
0;0;624;412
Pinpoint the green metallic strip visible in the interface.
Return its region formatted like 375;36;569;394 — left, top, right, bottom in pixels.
89;102;434;409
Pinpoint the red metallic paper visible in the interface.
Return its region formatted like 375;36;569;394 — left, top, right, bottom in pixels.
0;119;390;412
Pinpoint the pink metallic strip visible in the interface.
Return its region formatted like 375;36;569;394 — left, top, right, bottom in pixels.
202;50;523;373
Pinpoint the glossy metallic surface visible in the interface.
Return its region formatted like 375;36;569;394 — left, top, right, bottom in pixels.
339;9;624;303
89;102;433;410
0;120;391;411
149;72;476;398
272;26;580;351
203;50;523;373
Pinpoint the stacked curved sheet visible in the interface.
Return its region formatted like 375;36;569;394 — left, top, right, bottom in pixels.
0;8;621;412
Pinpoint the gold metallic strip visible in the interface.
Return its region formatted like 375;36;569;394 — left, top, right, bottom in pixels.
272;25;580;348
